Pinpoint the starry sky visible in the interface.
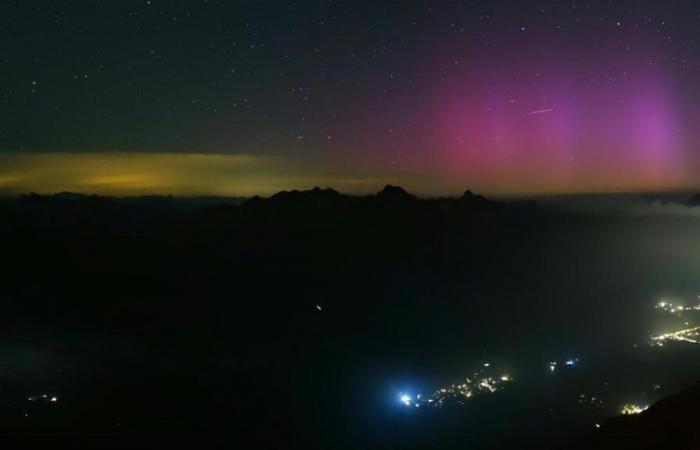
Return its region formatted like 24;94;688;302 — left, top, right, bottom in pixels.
2;0;700;196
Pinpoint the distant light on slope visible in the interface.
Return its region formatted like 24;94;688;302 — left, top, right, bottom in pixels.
620;403;648;415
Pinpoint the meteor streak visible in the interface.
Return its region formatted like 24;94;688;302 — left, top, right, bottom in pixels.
529;108;554;115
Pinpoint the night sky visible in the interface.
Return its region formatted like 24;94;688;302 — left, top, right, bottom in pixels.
2;0;700;196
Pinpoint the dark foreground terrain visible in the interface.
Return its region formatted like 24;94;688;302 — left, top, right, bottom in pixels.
1;187;700;449
569;380;700;450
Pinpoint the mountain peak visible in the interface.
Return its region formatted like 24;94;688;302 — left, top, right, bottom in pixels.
461;189;485;201
376;185;416;201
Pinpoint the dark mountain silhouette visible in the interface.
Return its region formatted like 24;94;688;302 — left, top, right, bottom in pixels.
23;191;105;202
18;186;509;215
247;186;346;211
10;186;521;236
239;185;508;213
374;184;417;202
686;193;700;207
568;382;700;450
268;186;341;202
460;189;502;211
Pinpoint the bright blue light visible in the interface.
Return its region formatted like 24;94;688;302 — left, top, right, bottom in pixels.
400;394;412;406
565;359;576;366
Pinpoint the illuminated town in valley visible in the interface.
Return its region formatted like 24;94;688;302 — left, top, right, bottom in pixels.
397;294;700;428
651;297;700;346
654;298;700;316
651;327;700;346
399;364;513;409
620;403;649;415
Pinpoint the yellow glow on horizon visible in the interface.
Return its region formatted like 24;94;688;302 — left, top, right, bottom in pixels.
0;152;695;198
0;152;446;197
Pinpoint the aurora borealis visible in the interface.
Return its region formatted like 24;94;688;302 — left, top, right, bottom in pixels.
2;1;700;196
